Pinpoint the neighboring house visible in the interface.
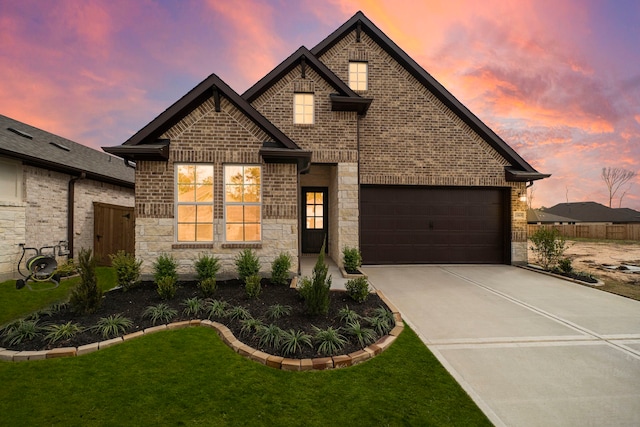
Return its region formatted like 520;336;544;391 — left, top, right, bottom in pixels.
0;114;135;281
104;11;548;276
527;209;578;225
544;202;640;224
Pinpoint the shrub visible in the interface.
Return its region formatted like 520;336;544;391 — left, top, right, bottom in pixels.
143;303;178;326
44;322;83;344
342;246;362;273
92;314;132;339
205;299;229;319
235;249;260;282
156;276;177;300
300;242;331;316
345;277;370;303
182;297;205;316
1;319;42;346
313;326;347;356
70;249;103;315
529;227;567;271
344;320;377;347
266;304;292;320
153;253;178;283
281;329;313;356
198;277;217;298
557;257;573;274
245;274;262;299
271;252;292;285
194;254;221;281
257;324;284;350
109;250;142;291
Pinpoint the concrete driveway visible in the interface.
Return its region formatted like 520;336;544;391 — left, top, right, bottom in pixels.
363;265;640;427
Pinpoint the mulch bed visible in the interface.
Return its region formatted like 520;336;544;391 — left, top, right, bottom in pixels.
4;279;389;359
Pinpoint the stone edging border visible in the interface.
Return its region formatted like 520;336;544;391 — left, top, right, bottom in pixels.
0;290;404;370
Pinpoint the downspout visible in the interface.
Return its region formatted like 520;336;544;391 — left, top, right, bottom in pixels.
67;172;86;259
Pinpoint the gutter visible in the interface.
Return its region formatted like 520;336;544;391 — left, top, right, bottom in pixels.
67;172;86;259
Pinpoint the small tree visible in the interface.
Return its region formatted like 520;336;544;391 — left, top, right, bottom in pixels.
70;249;103;314
529;227;567;271
300;242;331;316
109;251;142;291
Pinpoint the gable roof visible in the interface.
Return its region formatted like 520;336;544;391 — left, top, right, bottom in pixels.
243;46;372;115
0;114;134;187
104;73;311;168
544;202;640;223
310;11;549;182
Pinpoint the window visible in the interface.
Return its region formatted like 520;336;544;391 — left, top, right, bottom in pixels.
0;157;22;203
176;164;214;242
294;93;314;124
225;165;261;242
349;62;368;91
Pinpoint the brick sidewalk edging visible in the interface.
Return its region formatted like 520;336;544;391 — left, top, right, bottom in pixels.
0;290;404;369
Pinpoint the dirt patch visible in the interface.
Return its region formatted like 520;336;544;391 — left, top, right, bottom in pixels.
528;240;640;300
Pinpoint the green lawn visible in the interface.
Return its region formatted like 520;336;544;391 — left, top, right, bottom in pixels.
0;269;491;426
0;268;115;326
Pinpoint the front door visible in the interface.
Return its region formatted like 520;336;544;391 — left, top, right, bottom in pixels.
302;187;328;253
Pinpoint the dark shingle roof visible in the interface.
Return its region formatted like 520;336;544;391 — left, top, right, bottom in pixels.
544;202;640;223
527;209;578;224
0;114;134;187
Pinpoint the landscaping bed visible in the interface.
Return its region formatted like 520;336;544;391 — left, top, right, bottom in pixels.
2;279;391;359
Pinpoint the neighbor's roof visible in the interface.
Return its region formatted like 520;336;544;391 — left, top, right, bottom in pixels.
527;209;578;224
310;11;549;182
0;114;134;187
544;202;640;223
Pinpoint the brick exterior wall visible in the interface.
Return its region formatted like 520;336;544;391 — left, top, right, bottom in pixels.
0;164;134;281
134;97;298;276
316;30;529;263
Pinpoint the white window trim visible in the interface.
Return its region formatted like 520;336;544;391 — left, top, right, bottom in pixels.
174;163;215;243
223;164;262;243
293;93;314;124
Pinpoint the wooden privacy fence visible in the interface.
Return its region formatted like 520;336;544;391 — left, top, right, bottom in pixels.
528;224;640;241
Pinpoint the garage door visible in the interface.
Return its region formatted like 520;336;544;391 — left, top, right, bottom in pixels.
360;186;508;264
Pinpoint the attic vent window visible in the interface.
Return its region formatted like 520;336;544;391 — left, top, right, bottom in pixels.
7;127;33;140
49;142;70;151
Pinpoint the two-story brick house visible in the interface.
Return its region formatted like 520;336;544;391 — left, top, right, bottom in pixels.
104;12;548;276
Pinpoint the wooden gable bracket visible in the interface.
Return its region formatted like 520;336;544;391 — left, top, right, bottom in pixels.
212;86;221;112
356;21;361;42
300;57;306;79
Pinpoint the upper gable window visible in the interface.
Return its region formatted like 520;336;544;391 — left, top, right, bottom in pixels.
294;93;314;124
175;164;214;242
349;62;368;91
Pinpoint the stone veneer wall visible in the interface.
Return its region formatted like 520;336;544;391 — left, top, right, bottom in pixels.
0;164;134;280
317;30;530;264
135;97;299;276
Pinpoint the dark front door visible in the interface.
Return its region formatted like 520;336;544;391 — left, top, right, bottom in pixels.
302;187;328;253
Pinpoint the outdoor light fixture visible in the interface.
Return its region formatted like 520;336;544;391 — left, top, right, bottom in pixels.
519;192;527;202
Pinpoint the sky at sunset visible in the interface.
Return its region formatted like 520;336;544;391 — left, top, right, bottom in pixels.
1;0;639;210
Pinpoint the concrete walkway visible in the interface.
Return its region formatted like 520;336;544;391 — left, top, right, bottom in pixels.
363;265;640;427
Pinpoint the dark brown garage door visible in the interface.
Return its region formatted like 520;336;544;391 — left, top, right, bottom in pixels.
360;186;509;264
